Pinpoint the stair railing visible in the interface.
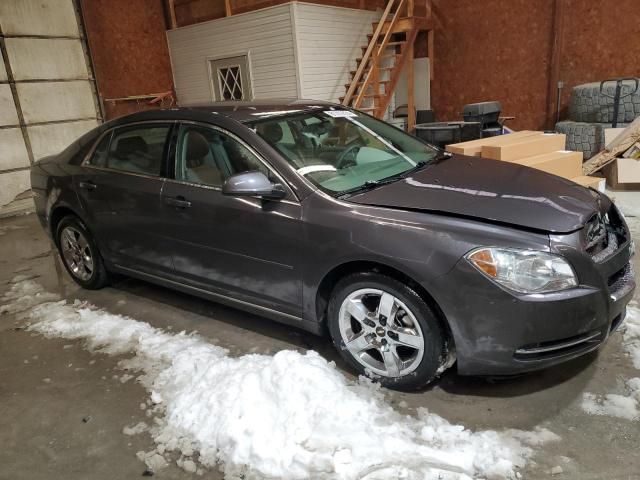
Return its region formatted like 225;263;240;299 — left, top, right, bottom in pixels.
342;0;399;107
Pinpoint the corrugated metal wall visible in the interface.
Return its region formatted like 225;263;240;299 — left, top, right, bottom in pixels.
167;4;299;105
0;0;100;214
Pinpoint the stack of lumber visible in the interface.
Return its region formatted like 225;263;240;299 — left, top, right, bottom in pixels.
446;131;604;191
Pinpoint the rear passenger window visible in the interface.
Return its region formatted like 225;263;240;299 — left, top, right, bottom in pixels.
106;126;170;176
88;132;111;167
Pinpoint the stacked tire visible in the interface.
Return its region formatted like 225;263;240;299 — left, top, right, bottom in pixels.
556;80;640;159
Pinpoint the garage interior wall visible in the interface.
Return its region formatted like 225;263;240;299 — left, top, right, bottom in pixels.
429;0;640;130
80;0;175;120
0;0;100;215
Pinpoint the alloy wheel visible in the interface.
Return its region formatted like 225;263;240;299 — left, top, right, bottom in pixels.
60;226;94;281
338;288;425;377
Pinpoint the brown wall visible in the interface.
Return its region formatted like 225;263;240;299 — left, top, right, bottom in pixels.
429;0;554;130
81;0;175;119
558;0;640;119
430;0;640;130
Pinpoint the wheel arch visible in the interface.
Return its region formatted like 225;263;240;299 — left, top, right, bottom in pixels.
49;205;86;245
315;260;454;346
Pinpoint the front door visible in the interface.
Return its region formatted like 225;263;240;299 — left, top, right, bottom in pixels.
160;122;303;316
75;123;175;274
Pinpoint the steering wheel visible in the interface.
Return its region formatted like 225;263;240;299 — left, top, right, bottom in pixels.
337;145;361;169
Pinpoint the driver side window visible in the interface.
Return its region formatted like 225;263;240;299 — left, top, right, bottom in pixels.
175;124;268;187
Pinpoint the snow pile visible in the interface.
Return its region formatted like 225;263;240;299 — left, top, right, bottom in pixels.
623;302;640;370
581;379;640;421
581;303;640;421
2;279;560;479
0;279;59;316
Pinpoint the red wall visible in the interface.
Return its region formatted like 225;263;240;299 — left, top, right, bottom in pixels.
430;0;640;130
558;0;640;119
430;0;554;130
81;0;175;119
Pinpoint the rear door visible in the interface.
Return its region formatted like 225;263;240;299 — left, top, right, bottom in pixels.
75;122;175;274
160;122;304;316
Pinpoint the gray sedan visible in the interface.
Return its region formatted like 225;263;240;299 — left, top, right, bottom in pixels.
31;100;636;390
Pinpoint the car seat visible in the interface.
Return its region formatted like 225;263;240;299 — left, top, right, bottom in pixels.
113;136;153;173
183;131;224;186
259;123;303;167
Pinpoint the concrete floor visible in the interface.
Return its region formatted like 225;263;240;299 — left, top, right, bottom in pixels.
1;212;639;480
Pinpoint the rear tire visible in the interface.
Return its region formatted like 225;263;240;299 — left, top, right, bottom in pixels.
327;272;448;391
56;215;109;290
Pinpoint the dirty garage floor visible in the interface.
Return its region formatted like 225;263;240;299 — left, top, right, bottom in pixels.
0;213;639;480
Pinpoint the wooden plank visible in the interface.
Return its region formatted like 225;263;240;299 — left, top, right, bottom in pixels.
407;40;415;130
168;0;177;29
225;0;232;17
545;0;565;129
427;28;433;82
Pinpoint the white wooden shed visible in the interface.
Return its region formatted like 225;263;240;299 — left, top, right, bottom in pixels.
166;2;428;110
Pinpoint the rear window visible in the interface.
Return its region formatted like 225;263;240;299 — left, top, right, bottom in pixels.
105;126;171;176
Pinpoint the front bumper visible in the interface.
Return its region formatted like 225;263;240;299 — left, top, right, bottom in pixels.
432;239;635;376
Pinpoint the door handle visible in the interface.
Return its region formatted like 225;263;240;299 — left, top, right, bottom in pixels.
78;181;97;191
164;196;192;209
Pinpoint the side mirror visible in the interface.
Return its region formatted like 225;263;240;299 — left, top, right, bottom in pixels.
222;171;286;200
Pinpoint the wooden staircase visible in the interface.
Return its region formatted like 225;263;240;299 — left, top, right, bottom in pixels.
342;0;433;131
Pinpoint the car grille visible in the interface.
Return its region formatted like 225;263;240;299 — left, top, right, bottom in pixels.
608;262;635;301
514;330;603;361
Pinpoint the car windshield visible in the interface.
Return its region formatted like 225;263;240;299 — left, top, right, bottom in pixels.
248;109;438;196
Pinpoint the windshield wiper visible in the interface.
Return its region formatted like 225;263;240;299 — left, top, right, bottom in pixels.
337;152;451;199
337;178;399;198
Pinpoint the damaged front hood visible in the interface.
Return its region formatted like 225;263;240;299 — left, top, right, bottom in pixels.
347;154;600;233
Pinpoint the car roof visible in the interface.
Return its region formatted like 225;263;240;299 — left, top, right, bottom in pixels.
108;99;342;126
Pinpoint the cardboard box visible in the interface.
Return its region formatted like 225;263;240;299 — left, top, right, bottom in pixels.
604;127;626;148
571;175;606;192
602;158;640;190
481;133;566;161
446;131;539;156
511;150;583;179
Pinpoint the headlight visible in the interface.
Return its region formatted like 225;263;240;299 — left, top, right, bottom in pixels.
466;247;577;294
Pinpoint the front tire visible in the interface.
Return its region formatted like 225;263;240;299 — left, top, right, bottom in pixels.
56;215;109;290
327;272;447;391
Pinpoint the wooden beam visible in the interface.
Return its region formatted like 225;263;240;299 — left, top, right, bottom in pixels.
167;0;177;29
427;29;434;82
546;0;565;129
225;0;232;17
407;40;415;131
407;0;414;16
